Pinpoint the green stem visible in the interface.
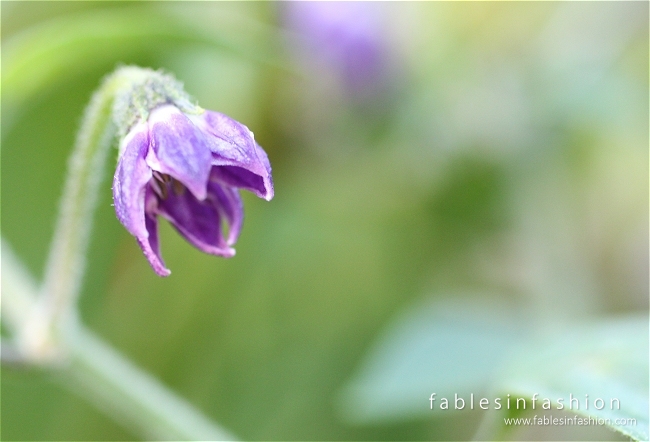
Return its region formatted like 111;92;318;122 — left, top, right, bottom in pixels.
39;68;136;342
2;242;235;439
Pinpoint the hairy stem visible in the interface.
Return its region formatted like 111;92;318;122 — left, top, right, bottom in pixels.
39;68;152;344
40;73;119;334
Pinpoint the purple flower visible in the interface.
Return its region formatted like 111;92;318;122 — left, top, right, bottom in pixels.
112;104;273;276
284;2;390;99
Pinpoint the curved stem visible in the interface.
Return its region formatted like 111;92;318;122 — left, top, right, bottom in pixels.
3;239;236;440
39;78;115;337
39;69;137;341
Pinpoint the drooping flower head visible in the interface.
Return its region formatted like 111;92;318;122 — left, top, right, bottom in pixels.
111;68;273;276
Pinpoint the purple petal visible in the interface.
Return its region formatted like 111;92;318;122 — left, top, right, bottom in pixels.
210;164;272;201
190;111;274;200
146;105;212;200
157;182;236;258
189;111;256;164
136;211;171;277
112;124;152;239
252;142;274;201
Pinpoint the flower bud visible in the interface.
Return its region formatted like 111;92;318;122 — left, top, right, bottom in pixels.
112;69;273;276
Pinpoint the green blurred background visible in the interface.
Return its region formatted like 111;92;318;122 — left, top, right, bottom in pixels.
2;2;648;440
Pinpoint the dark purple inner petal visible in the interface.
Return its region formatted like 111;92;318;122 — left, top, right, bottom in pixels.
211;166;267;199
156;182;237;257
209;182;244;246
144;212;162;258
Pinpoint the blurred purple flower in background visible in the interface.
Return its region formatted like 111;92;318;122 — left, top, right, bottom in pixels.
283;1;392;101
113;104;273;276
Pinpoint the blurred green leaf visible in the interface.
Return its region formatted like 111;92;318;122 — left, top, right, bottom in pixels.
485;315;649;441
338;295;529;423
2;6;288;129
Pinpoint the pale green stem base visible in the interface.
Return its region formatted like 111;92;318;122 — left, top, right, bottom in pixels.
2;239;236;441
65;321;236;441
